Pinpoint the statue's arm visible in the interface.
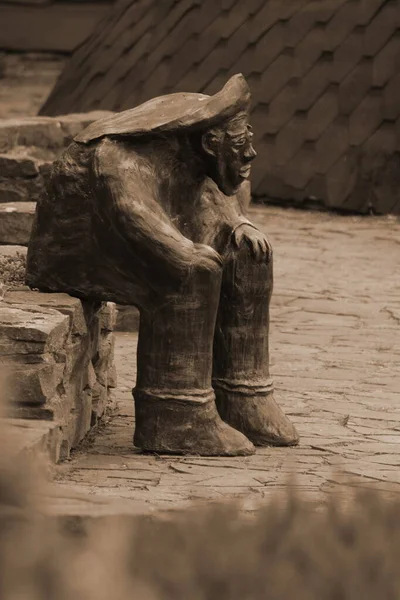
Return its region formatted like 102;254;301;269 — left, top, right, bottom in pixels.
93;139;222;283
216;181;273;263
92;139;196;283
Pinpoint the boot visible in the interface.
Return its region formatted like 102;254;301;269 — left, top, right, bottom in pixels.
213;379;299;447
133;388;255;456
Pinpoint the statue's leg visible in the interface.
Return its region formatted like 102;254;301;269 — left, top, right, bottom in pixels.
133;265;254;456
212;245;299;446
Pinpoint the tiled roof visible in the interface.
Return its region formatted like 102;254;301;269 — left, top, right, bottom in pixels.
41;0;400;213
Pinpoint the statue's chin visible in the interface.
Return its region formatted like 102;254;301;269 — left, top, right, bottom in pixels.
214;177;243;197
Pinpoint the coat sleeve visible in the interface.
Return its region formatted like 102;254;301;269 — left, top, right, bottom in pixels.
92;138;195;284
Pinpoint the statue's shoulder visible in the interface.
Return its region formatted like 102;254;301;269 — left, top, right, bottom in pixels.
91;137;142;178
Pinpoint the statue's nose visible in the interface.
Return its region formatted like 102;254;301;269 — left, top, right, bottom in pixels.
244;144;257;162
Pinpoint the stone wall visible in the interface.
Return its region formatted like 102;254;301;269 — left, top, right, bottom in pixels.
0;113;121;462
1;286;117;462
0;111;140;331
0;111;111;244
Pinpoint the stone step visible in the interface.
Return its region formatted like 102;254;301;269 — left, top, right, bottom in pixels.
0;202;36;245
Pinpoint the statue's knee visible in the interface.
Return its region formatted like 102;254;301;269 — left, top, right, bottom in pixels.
231;243;273;270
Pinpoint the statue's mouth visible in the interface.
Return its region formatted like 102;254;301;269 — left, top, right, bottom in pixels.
239;165;251;179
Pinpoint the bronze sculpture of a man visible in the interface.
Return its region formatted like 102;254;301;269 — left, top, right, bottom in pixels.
27;74;299;456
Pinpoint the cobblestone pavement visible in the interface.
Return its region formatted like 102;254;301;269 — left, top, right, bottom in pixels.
47;206;400;517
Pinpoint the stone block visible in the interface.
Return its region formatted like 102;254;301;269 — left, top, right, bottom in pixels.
91;381;108;422
0;148;41;178
73;389;93;446
0;117;65;152
6;362;65;405
62;336;90;388
7;405;57;421
0;202;36;245
0;175;44;203
0;304;70;355
99;302;117;332
94;331;114;387
107;361;117;389
4;291;88;337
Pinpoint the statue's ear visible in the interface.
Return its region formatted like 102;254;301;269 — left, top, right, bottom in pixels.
201;130;219;158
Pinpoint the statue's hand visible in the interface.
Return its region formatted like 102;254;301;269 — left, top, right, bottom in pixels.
232;224;272;263
192;243;223;272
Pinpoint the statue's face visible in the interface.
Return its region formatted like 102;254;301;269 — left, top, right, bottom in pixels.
201;114;257;196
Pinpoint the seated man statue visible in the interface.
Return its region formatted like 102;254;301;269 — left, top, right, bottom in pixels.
26;74;299;456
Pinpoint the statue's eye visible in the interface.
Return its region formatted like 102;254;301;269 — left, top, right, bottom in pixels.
234;137;247;147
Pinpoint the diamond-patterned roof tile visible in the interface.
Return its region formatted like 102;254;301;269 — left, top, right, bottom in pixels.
40;0;400;214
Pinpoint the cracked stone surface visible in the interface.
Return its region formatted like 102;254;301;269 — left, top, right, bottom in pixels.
46;206;400;517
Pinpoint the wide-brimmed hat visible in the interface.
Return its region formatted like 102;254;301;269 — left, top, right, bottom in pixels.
74;74;250;143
